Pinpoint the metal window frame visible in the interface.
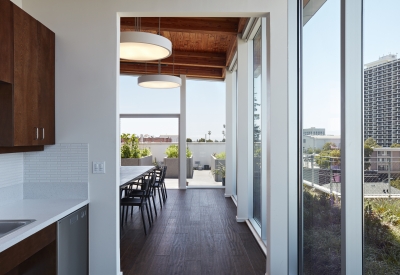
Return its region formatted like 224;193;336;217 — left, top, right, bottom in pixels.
298;0;363;274
340;0;363;273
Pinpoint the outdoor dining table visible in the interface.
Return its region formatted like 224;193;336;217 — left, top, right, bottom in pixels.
120;166;155;188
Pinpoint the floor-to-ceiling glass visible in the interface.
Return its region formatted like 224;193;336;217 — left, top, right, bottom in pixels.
120;117;180;188
302;1;341;273
186;79;226;187
253;27;262;226
363;1;400;273
233;69;238;198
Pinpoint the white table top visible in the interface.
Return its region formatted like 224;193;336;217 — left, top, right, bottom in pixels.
119;166;155;187
0;199;89;253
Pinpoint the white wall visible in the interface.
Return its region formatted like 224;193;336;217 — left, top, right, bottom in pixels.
0;154;23;188
303;136;341;150
20;1;270;274
0;153;23;205
139;142;225;166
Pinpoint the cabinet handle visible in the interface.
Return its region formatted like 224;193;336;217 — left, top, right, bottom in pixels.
42;128;45;140
34;127;39;140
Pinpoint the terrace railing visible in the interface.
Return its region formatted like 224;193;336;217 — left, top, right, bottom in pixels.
302;155;400;198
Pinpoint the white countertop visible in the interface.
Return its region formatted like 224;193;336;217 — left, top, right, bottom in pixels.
0;199;89;253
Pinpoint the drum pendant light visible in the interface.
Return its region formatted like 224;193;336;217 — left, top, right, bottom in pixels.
138;74;182;89
120;18;172;61
137;18;181;89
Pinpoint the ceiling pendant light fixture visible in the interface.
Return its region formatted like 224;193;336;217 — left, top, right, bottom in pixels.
137;18;181;89
120;17;172;61
138;74;182;89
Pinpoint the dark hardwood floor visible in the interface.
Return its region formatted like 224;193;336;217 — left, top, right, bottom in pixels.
120;189;266;275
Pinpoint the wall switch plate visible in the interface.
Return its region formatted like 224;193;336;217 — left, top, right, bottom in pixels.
93;161;105;174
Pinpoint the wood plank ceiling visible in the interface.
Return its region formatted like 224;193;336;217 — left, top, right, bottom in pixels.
120;17;248;81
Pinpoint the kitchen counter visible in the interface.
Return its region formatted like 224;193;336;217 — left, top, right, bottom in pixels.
0;199;89;253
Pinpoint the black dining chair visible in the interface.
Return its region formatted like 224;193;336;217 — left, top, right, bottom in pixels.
161;166;168;201
153;166;167;207
121;174;153;235
131;171;158;219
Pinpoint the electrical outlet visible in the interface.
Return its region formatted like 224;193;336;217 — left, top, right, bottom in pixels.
93;161;105;174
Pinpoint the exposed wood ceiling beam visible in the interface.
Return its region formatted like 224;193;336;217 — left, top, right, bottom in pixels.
121;51;226;68
226;37;237;67
120;62;223;79
173;50;225;59
238;18;249;34
121;17;240;35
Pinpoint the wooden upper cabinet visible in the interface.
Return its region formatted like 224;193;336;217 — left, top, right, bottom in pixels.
13;4;40;146
0;0;13;84
0;1;55;149
36;23;55;145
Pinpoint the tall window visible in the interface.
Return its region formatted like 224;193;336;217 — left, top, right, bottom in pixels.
253;27;262;226
302;0;341;273
363;1;400;273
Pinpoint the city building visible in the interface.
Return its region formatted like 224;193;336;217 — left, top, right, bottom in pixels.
303;127;325;136
370;147;400;173
364;54;400;147
139;134;172;142
159;134;179;142
303;135;341;151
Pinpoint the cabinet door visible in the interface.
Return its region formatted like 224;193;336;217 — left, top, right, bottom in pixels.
13;5;40;146
0;0;13;84
36;23;55;145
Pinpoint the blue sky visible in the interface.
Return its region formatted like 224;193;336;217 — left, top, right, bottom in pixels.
120;0;400;138
304;0;400;135
119;76;226;141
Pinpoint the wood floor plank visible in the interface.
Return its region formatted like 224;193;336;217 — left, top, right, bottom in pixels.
184;260;202;274
239;232;266;274
167;233;187;274
146;255;170;275
154;233;175;255
232;254;257;275
120;189;266;275
185;227;202;261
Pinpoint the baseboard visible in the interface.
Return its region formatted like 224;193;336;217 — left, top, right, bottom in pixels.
236;216;246;222
186;185;225;189
231;195;237;206
245;219;267;257
224;193;232;197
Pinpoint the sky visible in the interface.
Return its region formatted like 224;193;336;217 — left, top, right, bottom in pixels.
119;76;226;141
120;0;400;139
303;0;400;135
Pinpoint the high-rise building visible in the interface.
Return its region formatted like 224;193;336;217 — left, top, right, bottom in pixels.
364;54;400;147
302;127;325;136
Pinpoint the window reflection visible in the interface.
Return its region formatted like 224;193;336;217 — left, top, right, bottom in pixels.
302;0;341;273
363;1;400;273
253;27;262;226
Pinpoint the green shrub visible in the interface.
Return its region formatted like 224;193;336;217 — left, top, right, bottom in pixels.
166;145;179;158
120;133;151;158
141;147;151;157
303;187;400;274
165;145;192;158
215;151;226;160
186;147;192;158
212;162;225;178
121;144;131;158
